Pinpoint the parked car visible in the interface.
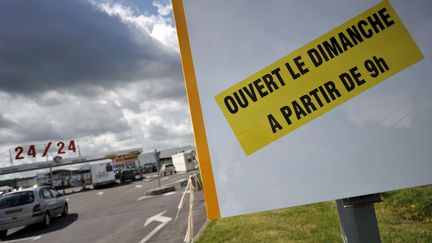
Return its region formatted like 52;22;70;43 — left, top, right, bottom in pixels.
142;163;157;173
160;163;176;176
0;186;68;238
116;169;136;183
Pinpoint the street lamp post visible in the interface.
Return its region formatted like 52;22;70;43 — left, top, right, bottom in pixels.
153;149;161;188
8;148;13;166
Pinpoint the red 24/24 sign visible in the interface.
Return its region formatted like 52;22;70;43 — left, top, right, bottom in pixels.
13;140;78;161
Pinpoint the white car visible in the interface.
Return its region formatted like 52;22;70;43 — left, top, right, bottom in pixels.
160;163;176;176
0;186;68;238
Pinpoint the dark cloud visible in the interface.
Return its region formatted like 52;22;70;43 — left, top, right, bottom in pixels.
0;0;194;165
62;100;131;137
144;117;193;144
11;122;60;144
0;95;131;146
0;114;13;128
0;0;182;96
145;121;171;141
135;78;187;101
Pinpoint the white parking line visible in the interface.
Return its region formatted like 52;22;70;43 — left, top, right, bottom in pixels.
163;191;176;196
97;191;104;196
174;179;187;183
140;211;172;243
2;235;42;242
161;177;169;181
135;185;143;188
137;195;153;201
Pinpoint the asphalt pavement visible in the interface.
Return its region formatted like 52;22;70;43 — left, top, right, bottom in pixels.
1;171;207;243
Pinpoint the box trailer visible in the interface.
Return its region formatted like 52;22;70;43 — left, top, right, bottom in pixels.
91;162;116;188
171;151;196;172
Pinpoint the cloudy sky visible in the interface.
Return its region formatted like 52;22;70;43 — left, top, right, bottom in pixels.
0;0;193;168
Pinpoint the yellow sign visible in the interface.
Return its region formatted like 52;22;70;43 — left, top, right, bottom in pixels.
215;0;423;155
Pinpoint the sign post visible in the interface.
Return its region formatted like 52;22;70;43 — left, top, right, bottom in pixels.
8;148;13;166
153;149;161;188
337;194;382;242
49;165;53;184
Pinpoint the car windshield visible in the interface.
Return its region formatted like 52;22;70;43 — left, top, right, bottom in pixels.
123;170;134;175
0;191;35;209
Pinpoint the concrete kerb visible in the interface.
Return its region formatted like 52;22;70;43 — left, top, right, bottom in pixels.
145;185;176;196
164;178;188;188
144;171;199;195
144;178;188;195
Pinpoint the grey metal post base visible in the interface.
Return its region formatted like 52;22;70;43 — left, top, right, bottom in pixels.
336;194;382;243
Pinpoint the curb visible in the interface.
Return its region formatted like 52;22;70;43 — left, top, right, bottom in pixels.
145;185;176;196
165;179;188;188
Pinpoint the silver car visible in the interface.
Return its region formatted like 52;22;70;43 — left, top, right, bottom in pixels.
0;186;68;238
160;163;176;176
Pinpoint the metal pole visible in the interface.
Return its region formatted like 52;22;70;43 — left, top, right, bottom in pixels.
9;148;13;166
336;194;382;243
49;165;53;185
137;156;143;180
77;140;82;157
153;149;161;188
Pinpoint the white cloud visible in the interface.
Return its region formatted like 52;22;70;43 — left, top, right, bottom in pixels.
94;1;178;51
153;1;173;17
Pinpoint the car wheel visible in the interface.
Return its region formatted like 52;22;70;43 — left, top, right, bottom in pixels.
0;229;7;239
62;204;68;217
42;212;51;227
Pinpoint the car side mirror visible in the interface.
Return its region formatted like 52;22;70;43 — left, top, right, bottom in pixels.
57;192;63;198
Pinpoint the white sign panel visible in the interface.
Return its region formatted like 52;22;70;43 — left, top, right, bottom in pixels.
173;0;432;219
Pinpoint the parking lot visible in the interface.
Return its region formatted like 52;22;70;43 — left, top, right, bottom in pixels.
0;171;207;243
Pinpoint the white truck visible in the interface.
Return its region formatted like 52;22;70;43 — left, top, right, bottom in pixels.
90;162;116;188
